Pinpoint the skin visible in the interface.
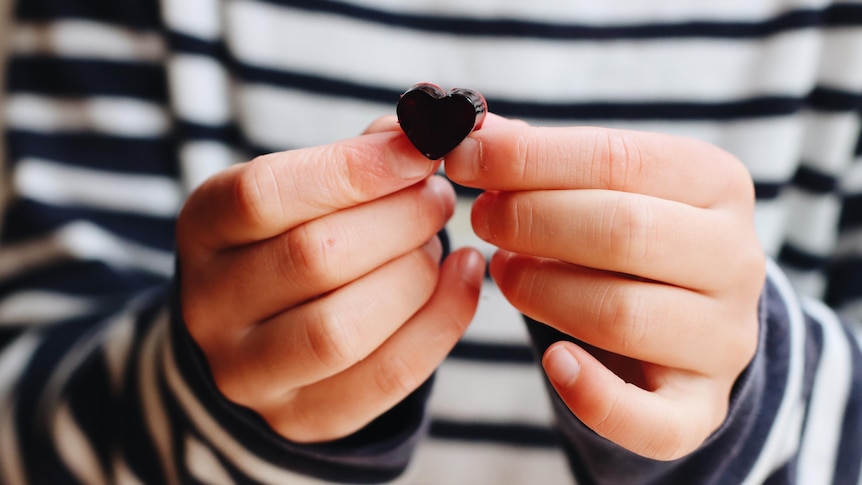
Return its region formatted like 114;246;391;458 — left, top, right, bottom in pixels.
176;122;485;443
177;113;764;461
444;120;765;461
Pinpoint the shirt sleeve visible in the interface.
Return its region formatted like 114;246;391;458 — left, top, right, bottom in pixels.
0;281;431;485
525;258;862;485
0;5;429;480
167;273;434;483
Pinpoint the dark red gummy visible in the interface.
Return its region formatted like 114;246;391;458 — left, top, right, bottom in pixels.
396;83;487;160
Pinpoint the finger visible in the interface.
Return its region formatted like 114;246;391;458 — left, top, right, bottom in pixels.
185;176;455;326
362;113;528;136
262;247;485;442
211;238;444;406
542;341;727;460
472;189;762;292
471;112;530;129
362;115;400;134
488;250;757;372
177;131;440;253
444;126;754;209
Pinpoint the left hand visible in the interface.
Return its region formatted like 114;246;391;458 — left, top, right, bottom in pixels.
444;123;765;460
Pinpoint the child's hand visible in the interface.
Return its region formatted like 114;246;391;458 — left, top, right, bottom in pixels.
445;124;765;460
176;125;485;443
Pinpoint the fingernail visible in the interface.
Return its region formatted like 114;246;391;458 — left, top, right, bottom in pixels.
446;136;481;183
422;236;443;263
460;248;487;284
470;191;494;240
389;136;435;179
487;249;513;283
544;346;581;388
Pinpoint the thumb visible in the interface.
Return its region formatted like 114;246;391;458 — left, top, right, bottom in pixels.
542;342;720;461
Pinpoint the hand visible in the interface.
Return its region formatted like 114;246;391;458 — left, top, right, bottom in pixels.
444;124;765;460
176;120;485;443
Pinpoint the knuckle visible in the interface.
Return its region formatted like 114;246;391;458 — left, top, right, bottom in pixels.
373;353;423;398
266;402;321;443
512;129;541;180
598;285;650;353
724;309;761;372
210;360;257;408
510;196;538;247
735;247;767;304
322;140;394;207
596;129;648;192
495;127;563;182
604;195;655;265
285;222;340;286
649;400;723;461
590;385;627;438
489;193;535;248
730;163;757;205
304;308;360;371
715;148;756;206
232;158;285;229
411;245;442;288
739;239;767;286
497;258;542;310
436;303;474;340
642;424;690;461
321;143;368;206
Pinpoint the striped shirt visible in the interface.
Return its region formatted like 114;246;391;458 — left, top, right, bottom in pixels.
1;0;861;483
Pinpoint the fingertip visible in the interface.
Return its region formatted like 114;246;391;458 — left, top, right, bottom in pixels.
461;246;487;283
442;116;528;186
543;343;582;390
469;190;497;241
381;133;439;179
421;235;444;264
444;247;486;285
543;343;705;461
444;134;482;185
487;248;515;287
435;248;485;320
425;174;457;208
542;342;628;437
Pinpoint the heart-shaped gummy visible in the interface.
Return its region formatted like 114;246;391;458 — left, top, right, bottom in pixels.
396;83;487;160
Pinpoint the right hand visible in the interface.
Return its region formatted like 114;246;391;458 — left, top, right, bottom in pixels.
176;120;485;443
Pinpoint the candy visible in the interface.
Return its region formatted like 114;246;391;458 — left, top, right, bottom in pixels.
396;83;487;160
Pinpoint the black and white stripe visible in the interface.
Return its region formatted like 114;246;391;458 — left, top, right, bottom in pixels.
2;0;862;483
